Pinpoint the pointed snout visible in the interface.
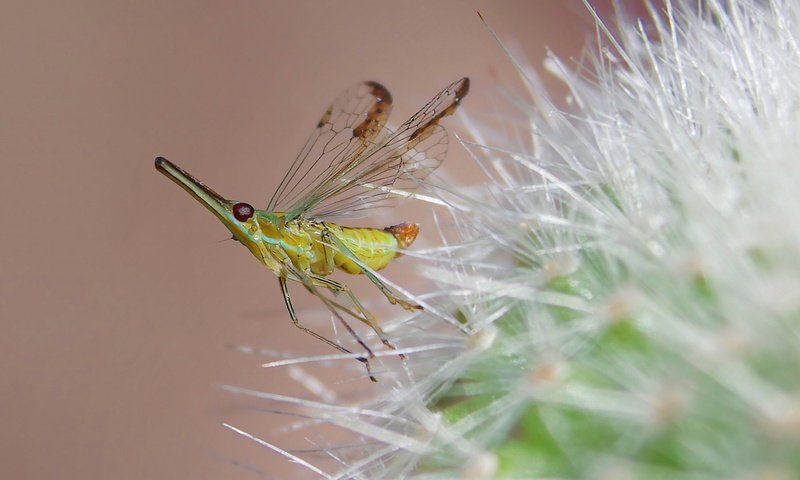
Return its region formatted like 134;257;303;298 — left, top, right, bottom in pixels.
154;156;249;238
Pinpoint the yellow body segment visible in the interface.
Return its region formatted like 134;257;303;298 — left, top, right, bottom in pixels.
254;215;405;276
327;225;400;274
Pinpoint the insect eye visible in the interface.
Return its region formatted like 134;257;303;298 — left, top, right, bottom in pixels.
232;202;255;222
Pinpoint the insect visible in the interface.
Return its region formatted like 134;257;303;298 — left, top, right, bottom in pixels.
155;77;469;380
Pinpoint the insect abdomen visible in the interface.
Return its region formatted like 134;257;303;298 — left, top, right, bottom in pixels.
333;223;419;274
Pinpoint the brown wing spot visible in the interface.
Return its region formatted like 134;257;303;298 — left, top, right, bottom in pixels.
352;81;394;139
409;77;470;142
384;222;420;250
435;77;470;119
317;105;333;128
407;122;438;146
365;81;392;104
454;77;470;101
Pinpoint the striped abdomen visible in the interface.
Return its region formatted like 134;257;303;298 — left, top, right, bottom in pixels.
331;222;419;274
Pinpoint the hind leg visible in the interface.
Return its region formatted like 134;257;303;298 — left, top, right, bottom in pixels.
309;273;403;358
277;259;378;381
324;229;422;312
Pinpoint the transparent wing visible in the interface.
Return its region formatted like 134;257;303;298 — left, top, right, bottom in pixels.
309;123;448;218
267;81;394;215
273;77;469;221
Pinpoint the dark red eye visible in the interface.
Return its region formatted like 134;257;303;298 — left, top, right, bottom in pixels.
232;202;254;222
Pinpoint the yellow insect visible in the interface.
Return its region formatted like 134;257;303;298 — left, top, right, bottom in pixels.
155;77;469;380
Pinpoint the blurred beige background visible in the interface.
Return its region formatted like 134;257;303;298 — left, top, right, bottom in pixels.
0;1;640;478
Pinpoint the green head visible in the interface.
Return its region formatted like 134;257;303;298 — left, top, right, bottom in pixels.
155;156;276;261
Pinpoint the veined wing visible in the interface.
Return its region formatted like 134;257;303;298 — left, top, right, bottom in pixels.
267;81;393;216
272;77;469;221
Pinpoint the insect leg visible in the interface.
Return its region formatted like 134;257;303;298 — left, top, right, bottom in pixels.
278;276;376;382
279;256;380;381
326;231;423;312
309;273;404;359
